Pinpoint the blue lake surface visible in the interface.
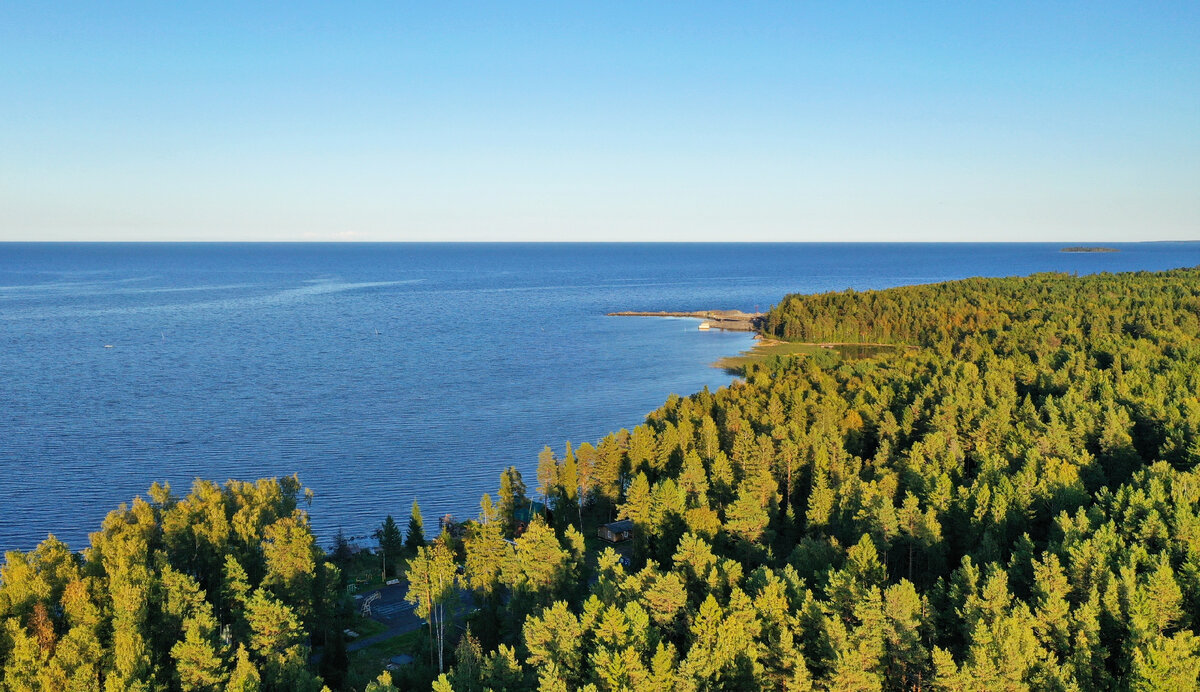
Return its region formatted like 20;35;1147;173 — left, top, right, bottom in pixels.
1;242;1198;552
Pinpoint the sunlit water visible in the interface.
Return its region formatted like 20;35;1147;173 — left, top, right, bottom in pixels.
1;242;1196;551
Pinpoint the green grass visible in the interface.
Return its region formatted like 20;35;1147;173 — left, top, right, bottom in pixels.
347;615;388;639
713;339;909;374
347;629;428;689
713;340;829;373
354;629;424;661
344;550;409;594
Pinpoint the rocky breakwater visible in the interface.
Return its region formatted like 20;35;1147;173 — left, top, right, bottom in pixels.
607;309;764;331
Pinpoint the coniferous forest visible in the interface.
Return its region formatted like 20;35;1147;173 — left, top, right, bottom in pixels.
5;267;1200;690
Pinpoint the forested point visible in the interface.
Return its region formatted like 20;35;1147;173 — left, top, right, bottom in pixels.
6;267;1200;690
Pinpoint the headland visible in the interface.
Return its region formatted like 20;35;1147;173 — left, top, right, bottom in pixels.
607;309;763;331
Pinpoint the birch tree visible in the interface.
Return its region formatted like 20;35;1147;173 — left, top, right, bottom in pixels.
404;541;459;673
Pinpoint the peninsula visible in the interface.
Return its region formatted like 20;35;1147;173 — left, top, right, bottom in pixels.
1061;246;1120;252
7;269;1200;689
607;309;763;331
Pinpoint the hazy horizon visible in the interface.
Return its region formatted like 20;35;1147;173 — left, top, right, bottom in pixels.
1;240;1197;245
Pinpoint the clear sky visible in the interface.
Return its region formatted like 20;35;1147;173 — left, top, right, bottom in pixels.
1;2;1196;242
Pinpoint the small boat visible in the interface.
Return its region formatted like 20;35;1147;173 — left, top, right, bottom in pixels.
697;322;711;330
104;344;113;348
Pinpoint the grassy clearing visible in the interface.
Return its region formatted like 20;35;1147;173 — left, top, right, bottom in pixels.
714;339;909;374
343;548;416;596
347;629;429;688
713;339;829;373
353;629;424;662
347;615;388;639
344;552;386;592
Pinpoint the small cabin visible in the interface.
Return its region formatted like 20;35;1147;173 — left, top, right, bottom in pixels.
509;500;547;537
597;519;634;543
513;500;546;525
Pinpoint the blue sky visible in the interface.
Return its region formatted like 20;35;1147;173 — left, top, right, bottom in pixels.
1;2;1196;241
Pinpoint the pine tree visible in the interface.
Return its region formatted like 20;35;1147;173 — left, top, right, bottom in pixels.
226;645;261;692
509;518;572;605
620;473;654;529
725;481;770;544
576;442;598;517
243;588;306;685
498;466;527;538
620;472;654;561
446;627;486;692
1130;631;1200;691
560;441;582;533
374;515;404;580
261;515;317;622
523;601;584;684
537;445;559;518
171;613;228;690
365;671;401;692
479;493;498;524
406;500;427;553
464;519;510;599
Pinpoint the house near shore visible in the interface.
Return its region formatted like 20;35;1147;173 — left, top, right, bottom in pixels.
597;519;634;543
512;500;547;536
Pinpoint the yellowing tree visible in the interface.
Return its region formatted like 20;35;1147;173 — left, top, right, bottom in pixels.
405;541;459;673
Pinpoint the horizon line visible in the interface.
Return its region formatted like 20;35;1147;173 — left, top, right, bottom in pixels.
1;239;1195;245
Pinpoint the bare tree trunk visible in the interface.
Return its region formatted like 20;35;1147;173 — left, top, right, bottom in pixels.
577;485;584;535
785;462;793;514
427;583;435;667
436;603;445;672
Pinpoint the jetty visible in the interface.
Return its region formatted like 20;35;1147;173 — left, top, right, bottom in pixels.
607;309;763;332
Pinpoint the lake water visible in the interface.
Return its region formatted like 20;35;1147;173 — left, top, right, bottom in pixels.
2;242;1197;552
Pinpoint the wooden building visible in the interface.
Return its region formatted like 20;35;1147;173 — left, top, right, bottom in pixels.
597;519;634;543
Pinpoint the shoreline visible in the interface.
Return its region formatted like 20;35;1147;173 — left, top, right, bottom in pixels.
610;309;912;373
607;309;763;332
712;336;914;373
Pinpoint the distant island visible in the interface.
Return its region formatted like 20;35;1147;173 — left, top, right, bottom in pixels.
1061;246;1120;253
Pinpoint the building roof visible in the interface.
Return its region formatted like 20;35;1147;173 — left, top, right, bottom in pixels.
601;519;634;532
513;500;546;524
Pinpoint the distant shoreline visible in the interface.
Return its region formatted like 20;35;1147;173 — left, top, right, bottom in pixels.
1061;246;1120;253
607;309;763;331
711;338;912;373
609;310;917;373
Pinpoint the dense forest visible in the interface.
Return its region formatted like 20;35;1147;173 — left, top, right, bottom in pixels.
0;477;348;691
428;268;1200;690
4;267;1200;690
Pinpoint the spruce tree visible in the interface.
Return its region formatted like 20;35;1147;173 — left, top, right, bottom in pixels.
406;499;427;553
374;515;404;580
497;466;527;538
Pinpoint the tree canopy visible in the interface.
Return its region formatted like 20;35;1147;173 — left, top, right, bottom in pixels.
434;267;1200;690
0;476;341;691
7;267;1200;690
